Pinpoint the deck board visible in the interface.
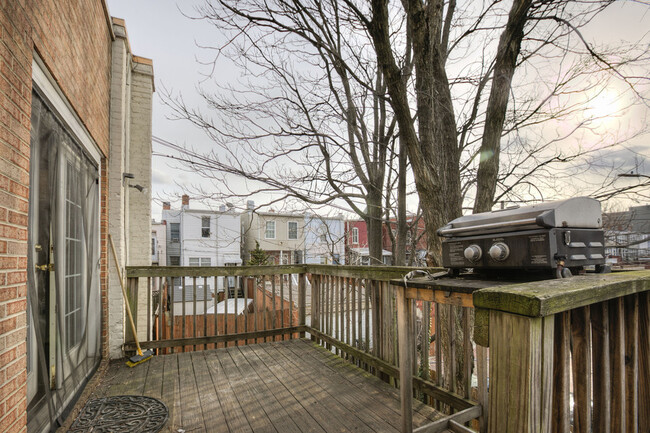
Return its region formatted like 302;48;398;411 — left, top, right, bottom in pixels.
96;339;445;432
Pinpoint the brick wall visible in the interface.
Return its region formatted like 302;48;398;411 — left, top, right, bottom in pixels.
0;1;112;431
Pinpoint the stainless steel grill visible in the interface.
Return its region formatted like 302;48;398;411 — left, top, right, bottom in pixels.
438;197;606;276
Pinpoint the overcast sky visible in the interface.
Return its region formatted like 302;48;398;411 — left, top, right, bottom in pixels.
106;0;650;219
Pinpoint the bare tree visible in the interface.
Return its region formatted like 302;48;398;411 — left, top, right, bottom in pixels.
163;1;407;265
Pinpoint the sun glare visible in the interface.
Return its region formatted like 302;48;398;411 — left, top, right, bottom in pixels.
584;88;622;123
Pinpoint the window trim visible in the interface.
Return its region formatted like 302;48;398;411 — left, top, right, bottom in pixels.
170;223;180;243
201;216;210;238
265;220;276;239
352;227;359;244
287;221;298;240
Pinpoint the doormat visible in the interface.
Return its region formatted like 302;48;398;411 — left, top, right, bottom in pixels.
68;395;168;432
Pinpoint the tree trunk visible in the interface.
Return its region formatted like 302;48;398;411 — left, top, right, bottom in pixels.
366;188;385;265
395;147;407;266
473;0;533;213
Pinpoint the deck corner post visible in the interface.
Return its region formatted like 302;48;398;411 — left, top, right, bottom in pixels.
396;284;413;433
488;310;554;433
299;272;306;338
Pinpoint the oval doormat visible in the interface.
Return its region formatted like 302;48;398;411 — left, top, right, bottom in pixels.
68;395;168;432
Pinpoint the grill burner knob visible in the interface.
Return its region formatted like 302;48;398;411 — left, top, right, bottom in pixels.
463;245;482;262
489;242;510;261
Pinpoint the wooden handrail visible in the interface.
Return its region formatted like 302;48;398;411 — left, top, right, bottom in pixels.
473;270;650;317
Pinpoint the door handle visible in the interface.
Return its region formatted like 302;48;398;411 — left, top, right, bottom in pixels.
35;264;54;272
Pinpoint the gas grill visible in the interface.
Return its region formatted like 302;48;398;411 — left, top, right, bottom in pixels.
438;197;606;277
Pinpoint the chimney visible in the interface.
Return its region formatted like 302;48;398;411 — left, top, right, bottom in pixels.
247;200;255;211
181;194;190;210
162;201;171;210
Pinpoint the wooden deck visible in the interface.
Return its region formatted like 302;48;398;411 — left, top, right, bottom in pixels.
94;339;444;432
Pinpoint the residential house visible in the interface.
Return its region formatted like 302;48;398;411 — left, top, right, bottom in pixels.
0;2;154;432
603;204;650;263
304;213;345;264
241;201;305;265
151;220;167;266
162;195;242;295
345;219;393;265
382;215;428;266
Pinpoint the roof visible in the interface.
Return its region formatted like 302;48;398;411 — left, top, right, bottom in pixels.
206;298;253;315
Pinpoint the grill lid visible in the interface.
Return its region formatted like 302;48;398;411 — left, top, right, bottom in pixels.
438;197;602;237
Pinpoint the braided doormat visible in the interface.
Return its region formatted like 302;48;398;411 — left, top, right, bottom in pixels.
68;395;168;432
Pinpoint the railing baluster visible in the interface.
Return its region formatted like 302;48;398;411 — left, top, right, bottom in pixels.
213;276;218;350
203;276;207;351
193;276;197;351
592;301;611;431
254;275;259;344
280;273;284;340
182;277;186;352
262;275;267;342
272;274;277;341
289;272;293;340
234;273;239;346
639;291;650;432
169;276;174;354
624;294;639;432
552;311;570;432
244;276;249;344
224;276;229;347
570;306;592;433
463;307;472;400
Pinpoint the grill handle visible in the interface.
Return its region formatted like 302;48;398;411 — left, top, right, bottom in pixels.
437;217;539;237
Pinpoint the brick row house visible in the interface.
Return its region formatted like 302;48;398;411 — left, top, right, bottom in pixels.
345;216;428;266
0;2;153;432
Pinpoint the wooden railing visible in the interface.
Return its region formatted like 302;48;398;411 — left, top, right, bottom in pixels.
473;270;650;433
124;265;650;432
125;265;483;430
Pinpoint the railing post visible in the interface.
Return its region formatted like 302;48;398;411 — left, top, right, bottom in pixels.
311;274;320;343
396;284;413;433
125;277;139;348
487;310;554;433
299;272;306;338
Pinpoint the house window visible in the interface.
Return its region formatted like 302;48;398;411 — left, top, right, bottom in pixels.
189;257;211;267
170;223;180;242
320;233;327;242
169;256;180;266
265;221;276;239
202;216;210;238
151;237;156;255
320;255;328;264
352;227;359;244
288;221;298;239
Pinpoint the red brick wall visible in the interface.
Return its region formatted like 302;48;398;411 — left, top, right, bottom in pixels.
0;1;113;431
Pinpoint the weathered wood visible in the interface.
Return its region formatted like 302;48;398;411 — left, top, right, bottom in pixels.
639;291;650;432
176;351;205;431
127;264;442;280
311;274;320;344
476;345;488;433
413;405;482;433
161;353;181;430
405;287;476;309
462;308;472;400
551;312;570;433
124;326;305;351
473;270;650;318
609;297;626;433
190;351;227;430
299;272;306;338
474;308;489;347
397;285;414;433
487;310;554;433
591;301;611;432
623;294;639;433
307;327;476;411
570;306;592;433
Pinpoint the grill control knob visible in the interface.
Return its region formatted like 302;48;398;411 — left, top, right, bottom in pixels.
463;245;482;262
488;242;510;261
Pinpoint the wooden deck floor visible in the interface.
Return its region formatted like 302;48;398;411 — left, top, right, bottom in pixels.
93;339;444;432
